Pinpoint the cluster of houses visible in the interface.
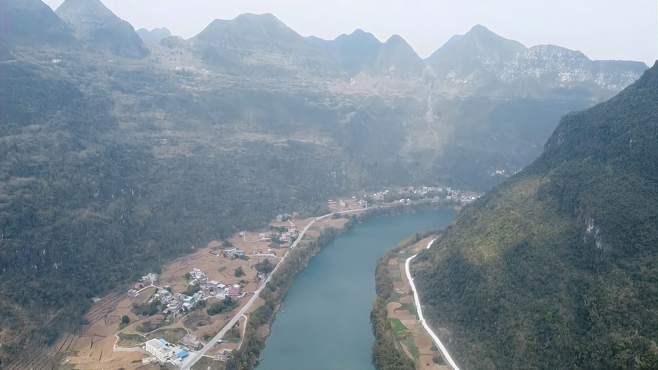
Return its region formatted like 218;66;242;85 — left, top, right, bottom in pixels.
151;287;204;314
143;268;243;315
257;225;299;246
363;186;482;206
277;225;299;244
127;273;159;296
144;338;189;366
223;247;246;259
189;268;243;301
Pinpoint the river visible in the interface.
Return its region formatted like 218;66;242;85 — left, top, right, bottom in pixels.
257;208;456;370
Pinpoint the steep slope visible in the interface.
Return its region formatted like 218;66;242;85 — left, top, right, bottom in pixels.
419;25;646;189
372;35;424;77
413;63;658;370
0;0;74;45
330;29;383;75
191;13;335;75
56;0;148;58
0;3;651;365
427;24;525;79
426;25;646;98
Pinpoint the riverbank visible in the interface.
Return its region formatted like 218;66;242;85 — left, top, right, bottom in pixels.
372;234;452;370
256;207;456;370
61;209;356;370
59;197;462;370
226;206;422;370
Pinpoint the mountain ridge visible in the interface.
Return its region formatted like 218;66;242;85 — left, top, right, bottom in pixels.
413;62;658;370
56;0;148;58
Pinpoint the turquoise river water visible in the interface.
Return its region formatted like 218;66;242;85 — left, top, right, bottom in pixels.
257;208;456;370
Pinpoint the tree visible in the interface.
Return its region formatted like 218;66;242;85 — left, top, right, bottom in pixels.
207;297;236;316
255;259;274;274
121;315;130;325
235;267;245;277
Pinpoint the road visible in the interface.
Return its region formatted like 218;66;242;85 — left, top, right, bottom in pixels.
405;239;461;370
182;208;364;369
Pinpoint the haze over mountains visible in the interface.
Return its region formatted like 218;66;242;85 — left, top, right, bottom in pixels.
413;62;658;370
0;0;649;366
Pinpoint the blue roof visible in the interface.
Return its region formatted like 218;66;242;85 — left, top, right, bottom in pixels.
178;350;189;358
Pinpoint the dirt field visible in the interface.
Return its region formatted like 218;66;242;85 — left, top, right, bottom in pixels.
385;237;452;370
61;211;357;369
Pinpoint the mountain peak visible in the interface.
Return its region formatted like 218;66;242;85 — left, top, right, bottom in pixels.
426;24;526;76
375;34;423;76
56;0;114;20
466;24;494;36
56;0;148;58
0;0;74;45
384;34;407;45
195;13;300;45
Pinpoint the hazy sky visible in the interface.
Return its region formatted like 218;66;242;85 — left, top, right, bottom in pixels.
44;0;656;64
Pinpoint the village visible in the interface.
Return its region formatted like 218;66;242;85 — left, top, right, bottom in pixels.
57;186;479;370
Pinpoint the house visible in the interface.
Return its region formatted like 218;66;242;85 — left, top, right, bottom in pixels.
189;268;206;281
224;248;246;259
141;273;159;284
258;232;272;241
144;338;188;366
227;284;241;299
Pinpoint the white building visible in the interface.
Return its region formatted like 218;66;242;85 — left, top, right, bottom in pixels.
144;338;189;366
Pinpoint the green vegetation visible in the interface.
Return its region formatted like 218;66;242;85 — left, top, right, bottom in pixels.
116;333;145;348
389;319;408;338
136;318;168;333
371;241;416;370
184;284;201;296
413;64;658;370
132;299;163;317
119;315;130;329
0;1;646;366
226;221;356;370
207;297;237;316
234;267;245;277
254;259;274;274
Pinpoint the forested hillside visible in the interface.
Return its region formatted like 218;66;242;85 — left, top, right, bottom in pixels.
0;0;648;364
413;63;658;370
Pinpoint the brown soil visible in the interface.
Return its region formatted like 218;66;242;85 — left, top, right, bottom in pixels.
63;211;356;369
385;236;452;370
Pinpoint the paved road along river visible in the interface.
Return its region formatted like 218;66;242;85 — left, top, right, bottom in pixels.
257;208;456;370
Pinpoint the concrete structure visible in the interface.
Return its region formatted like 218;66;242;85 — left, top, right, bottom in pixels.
144;338;188;366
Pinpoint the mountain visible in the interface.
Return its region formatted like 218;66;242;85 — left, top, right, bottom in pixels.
427;24;525;78
372;35;424;77
136;27;172;45
194;13;303;51
413;63;658;370
191;13;335;75
0;2;650;366
426;25;647;99
0;0;74;45
330;29;383;74
56;0;148;58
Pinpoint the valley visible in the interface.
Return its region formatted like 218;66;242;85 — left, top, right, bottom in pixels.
11;189;468;370
0;0;653;369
